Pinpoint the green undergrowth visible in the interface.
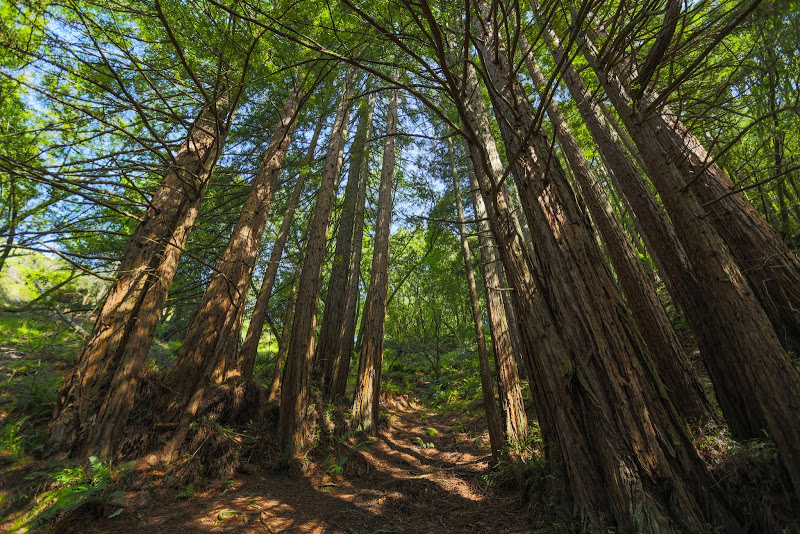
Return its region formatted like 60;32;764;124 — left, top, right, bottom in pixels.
0;313;84;362
264;396;381;478
0;253;106;340
250;338;280;381
0;252;104;308
1;345;64;466
694;423;798;529
5;456;134;532
382;343;487;414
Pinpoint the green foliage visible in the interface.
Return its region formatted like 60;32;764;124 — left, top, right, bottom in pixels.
9;456;133;531
410;436;434;449
0;352;61;462
0;251;106;361
4;363;60;419
383;343;487;415
0;418;28;461
325;454;348;474
175;482;195;499
0;314;82;361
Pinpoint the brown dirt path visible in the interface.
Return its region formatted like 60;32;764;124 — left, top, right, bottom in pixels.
85;398;530;534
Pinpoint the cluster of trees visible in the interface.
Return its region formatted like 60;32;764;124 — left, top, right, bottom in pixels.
2;0;799;530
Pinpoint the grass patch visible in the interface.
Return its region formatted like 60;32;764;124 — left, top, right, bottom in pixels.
0;313;84;361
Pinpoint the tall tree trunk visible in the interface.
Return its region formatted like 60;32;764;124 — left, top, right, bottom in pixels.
318;91;375;398
656;92;800;354
458;60;574;508
278;70;353;454
268;262;302;402
768;68;797;235
598;25;800;353
539;20;747;435
467;164;529;448
351;85;397;432
581;35;800;499
239;111;326;380
163;87;304;460
49;93;232;461
449;138;506;461
470;5;735;529
449;52;558;454
521;38;710;423
329;105;371;401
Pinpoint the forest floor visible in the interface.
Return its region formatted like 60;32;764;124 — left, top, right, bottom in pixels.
3;305;797;533
0;302;535;534
73;400;529;534
1;378;532;533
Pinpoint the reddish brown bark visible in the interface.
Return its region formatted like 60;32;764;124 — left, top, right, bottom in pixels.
49;94;232;461
582;36;800;499
521;39;710;423
239;111;326;380
449;137;505;460
278;70;354;454
0;176;17;276
352;86;397;432
658;105;800;353
459;64;580;505
605;44;800;352
540;23;748;436
318;92;375;399
329;148;369;400
466;163;529;449
163;88;304;460
469;4;735;528
268;263;302;402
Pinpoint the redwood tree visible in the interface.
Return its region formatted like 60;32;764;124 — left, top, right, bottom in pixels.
317;89;375;399
238;109;327;381
279;68;354;454
163;82;309;459
50;91;233;461
457;2;736;528
352;84;397;432
520;36;710;423
538;19;741;433
580;28;800;498
448;137;505;460
466;161;529;449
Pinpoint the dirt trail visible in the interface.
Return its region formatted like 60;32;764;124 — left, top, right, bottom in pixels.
87;398;530;534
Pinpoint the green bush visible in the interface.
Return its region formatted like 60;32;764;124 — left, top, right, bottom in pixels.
10;456;134;531
0;418;28;460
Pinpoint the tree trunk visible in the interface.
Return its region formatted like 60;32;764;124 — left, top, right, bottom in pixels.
278;69;353;454
540;21;745;434
239;111;326;380
49;93;232;461
163;87;304;460
268;262;302;402
592;23;800;353
644;79;800;354
469;5;736;529
521;38;710;423
318;91;375;399
582;36;800;499
351;85;397;432
467;164;529;448
329;104;371;401
449;138;506;461
459;60;574;506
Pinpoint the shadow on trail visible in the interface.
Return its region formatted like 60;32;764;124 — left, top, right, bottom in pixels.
87;405;529;533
